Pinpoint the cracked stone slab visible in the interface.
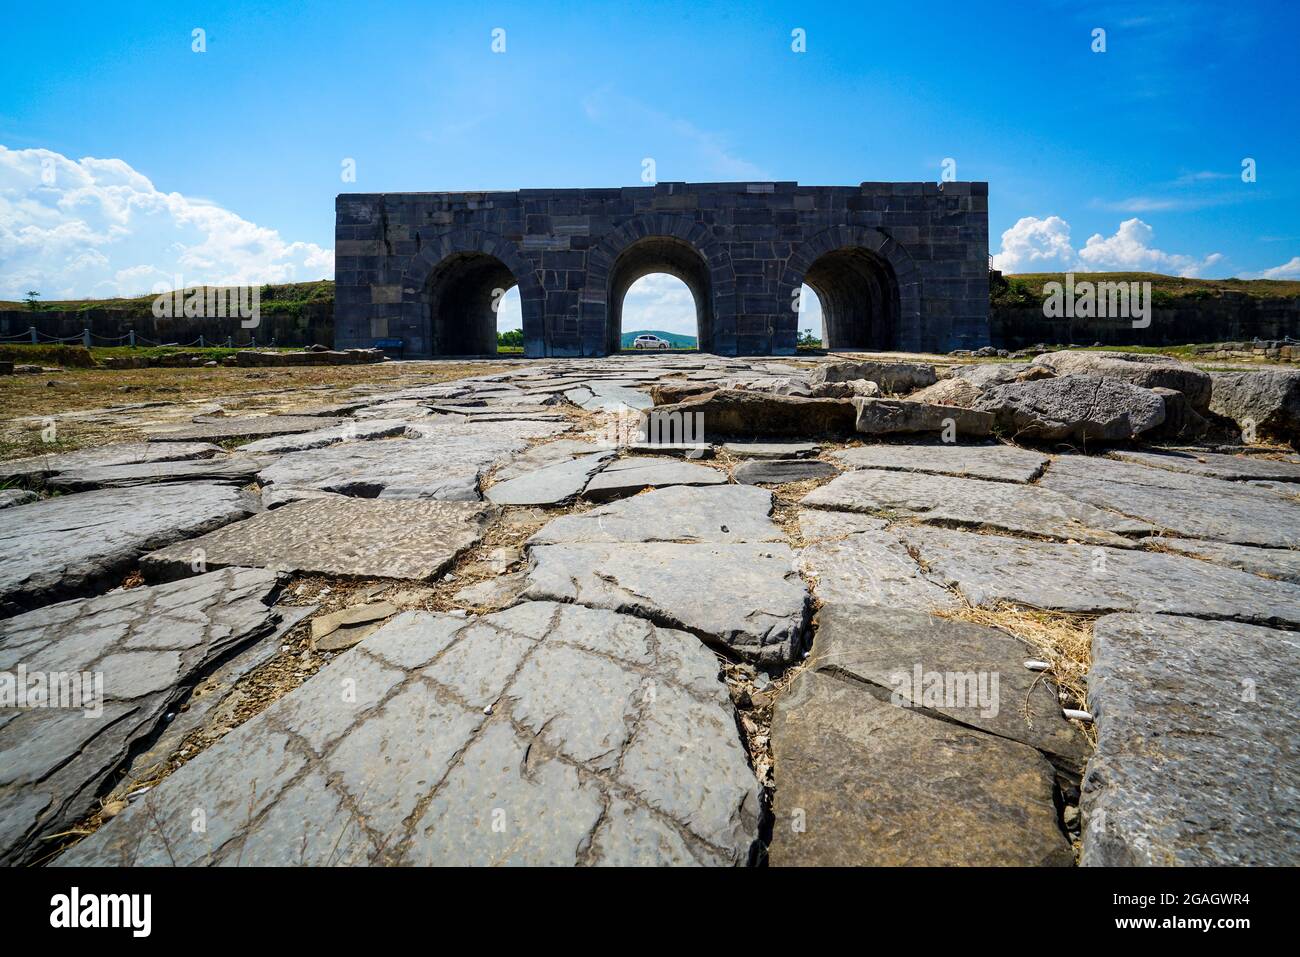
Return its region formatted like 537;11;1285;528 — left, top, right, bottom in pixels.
831;443;1049;484
571;381;654;411
61;602;758;867
768;669;1073;866
1109;448;1300;482
257;425;539;501
238;419;410;455
1081;613;1300;866
0;441;223;483
524;543;810;663
45;454;267;491
149;415;345;442
485;451;614;505
733;458;838;485
0;567;285;865
803;467;1145;547
582;456;728;500
809;604;1089;769
0;483;256;616
491;439;609;482
142;498;492;582
1041;453;1300;548
902;525;1300;627
795;508;890;543
529;484;783;544
796;529;961;611
1145;537;1300;583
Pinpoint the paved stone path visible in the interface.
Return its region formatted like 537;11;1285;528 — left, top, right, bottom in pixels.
1;351;1297;867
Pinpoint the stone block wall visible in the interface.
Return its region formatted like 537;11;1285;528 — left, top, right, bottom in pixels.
334;181;990;358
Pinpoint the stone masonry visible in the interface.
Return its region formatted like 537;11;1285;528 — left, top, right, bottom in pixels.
334;182;990;358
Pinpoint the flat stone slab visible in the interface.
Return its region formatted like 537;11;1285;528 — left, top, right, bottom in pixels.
733;458;838;485
1110;448;1300;482
45;454;267;491
486;451;614;505
831;443;1048;483
810;605;1088;769
768;670;1073;866
525;543;809;663
530;484;782;544
491;439;608;482
143;498;492;582
903;525;1300;628
1041;453;1300;548
258;426;535;501
1081;613;1300;866
583;456;728;500
0;484;256;616
722;442;819;459
795;508;889;543
0;441;224;482
0;567;286;865
58;602;759;866
239;419;410;454
623;442;713;458
803;468;1144;546
149;415;345;442
796;530;961;611
1146;537;1300;583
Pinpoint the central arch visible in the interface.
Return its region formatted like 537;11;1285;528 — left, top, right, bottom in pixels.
606;237;712;353
399;229;544;357
582;214;735;355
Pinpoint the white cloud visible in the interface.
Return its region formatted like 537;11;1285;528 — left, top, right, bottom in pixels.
620;273;698;336
0;145;333;299
993;214;1222;277
1078;218;1221;276
990;216;1074;272
1253;256;1300;280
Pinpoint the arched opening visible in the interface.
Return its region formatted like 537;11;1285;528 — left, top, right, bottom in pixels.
802;247;901;351
797;283;825;348
420;252;516;355
617;274;697;350
607;236;713;354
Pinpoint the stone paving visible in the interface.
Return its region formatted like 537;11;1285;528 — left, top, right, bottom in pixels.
2;349;1299;867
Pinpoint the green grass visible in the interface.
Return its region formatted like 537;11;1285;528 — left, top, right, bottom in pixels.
1;281;334;313
997;271;1300;305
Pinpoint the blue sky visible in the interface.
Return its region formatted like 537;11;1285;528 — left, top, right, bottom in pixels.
1;0;1297;336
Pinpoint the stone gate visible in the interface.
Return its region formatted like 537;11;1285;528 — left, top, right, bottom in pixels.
334;181;990;358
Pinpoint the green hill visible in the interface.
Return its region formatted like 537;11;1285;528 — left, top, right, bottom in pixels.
620;329;698;349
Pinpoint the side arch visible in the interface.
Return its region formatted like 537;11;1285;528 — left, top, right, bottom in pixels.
399;228;544;357
580;214;736;355
779;226;922;351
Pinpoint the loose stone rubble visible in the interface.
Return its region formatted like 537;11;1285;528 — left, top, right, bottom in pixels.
3;349;1297;868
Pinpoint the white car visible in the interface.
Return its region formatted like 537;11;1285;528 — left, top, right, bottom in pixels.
632;334;671;350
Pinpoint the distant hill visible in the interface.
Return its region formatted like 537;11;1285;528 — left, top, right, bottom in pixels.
620;329;698;349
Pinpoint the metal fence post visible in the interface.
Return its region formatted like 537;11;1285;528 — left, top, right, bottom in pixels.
199;334;205;348
128;329;136;347
29;326;37;344
83;328;92;348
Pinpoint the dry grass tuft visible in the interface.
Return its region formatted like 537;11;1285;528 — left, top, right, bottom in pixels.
935;602;1097;742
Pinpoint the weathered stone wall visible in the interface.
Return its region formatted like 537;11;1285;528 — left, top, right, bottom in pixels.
0;305;333;348
991;296;1300;350
334;181;991;358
